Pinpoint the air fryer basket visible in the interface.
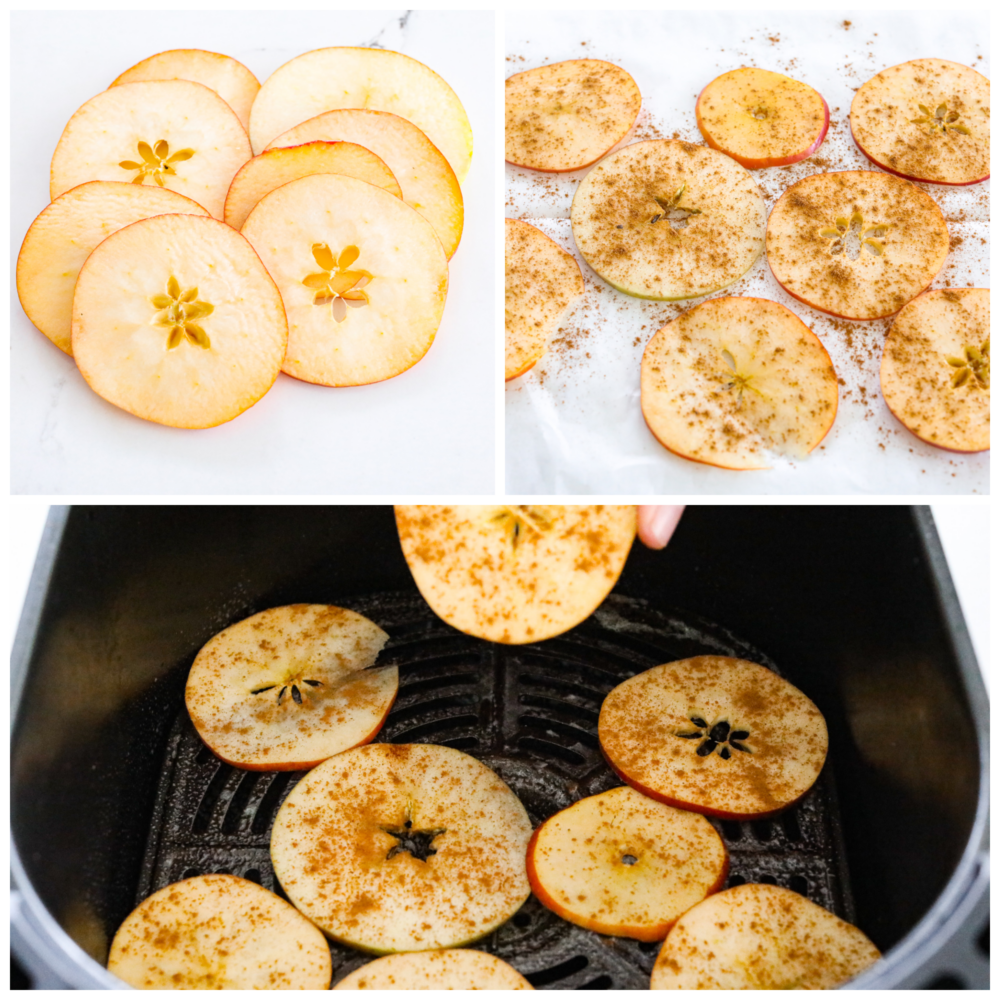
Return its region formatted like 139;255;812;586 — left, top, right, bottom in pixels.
11;506;988;989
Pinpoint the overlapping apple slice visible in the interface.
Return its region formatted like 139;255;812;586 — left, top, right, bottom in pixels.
880;288;990;453
640;296;838;470
270;743;532;953
186;604;394;770
107;874;332;989
766;170;949;320
334;951;533;990
505;59;642;172
50;80;251;219
571;140;765;300
650;883;881;989
599;656;828;820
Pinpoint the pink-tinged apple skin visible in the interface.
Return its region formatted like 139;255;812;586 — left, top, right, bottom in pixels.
881;399;990;455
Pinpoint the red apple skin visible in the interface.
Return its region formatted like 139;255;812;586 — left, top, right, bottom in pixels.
881;398;990;455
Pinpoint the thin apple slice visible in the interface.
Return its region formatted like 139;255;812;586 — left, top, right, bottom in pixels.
71;213;286;429
395;505;636;644
505;59;642;172
334;950;533;989
224;141;401;230
527;785;728;941
880;288;990;453
16;181;210;356
851;59;990;185
651;883;881;989
599;656;828;820
640;296;838;470
270;743;532;953
249;47;473;182
506;219;584;380
766;170;949;320
110;48;260;133
696;67;829;169
50;80;251;220
240;173;447;387
107;874;331;989
570;140;765;301
185;604;395;771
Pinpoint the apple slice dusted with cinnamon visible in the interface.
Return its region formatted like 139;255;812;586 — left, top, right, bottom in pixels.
186;604;395;770
599;656;828;820
334;951;533;989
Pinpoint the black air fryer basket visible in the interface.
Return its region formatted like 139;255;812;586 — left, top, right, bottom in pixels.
11;506;989;989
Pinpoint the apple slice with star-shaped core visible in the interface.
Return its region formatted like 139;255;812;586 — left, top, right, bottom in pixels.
270;743;533;953
650;883;881;989
527;785;728;941
107;874;332;989
640;296;838;470
766;170;949;320
395;505;637;644
851;58;990;185
599;656;828;820
505;59;642;172
696;67;829;169
185;604;395;771
334;950;533;989
880;287;990;453
570;140;765;301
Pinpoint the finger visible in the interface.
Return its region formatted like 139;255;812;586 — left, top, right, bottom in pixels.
637;505;685;549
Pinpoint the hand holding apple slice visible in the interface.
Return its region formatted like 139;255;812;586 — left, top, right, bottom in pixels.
334;951;533;989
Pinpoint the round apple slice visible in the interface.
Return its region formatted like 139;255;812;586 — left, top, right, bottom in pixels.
71;213;286;429
334;951;533;989
50;80;251;220
640;296;838;470
570;140;765;301
506;219;584;380
851;58;990;186
395;505;637;644
880;288;990;453
107;874;331;989
110;48;260;133
249;47;473;182
17;181;210;356
766;170;949;320
696;67;829;169
270;743;532;953
650;883;881;989
527;785;728;942
505;59;642;172
186;604;395;771
599;656;828;820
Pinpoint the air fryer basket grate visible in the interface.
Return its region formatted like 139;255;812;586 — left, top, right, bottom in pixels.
136;592;854;989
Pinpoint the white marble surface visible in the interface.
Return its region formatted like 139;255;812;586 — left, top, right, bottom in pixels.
12;10;496;495
505;10;990;495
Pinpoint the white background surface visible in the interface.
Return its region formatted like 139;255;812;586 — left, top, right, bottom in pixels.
11;10;496;495
505;10;990;494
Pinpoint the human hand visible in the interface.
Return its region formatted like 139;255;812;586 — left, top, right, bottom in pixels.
637;505;685;550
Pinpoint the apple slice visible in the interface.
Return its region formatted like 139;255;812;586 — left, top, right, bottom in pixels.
270;743;532;953
185;604;395;771
696;67;829;169
50;80;251;220
240;173;448;387
851;58;990;186
880;287;990;453
640;296;838;470
334;950;533;989
248;47;473;182
599;656;828;820
224;141;401;230
650;883;881;989
505;219;584;380
766;170;949;320
110;48;260;133
264;109;464;260
16;181;210;356
395;505;637;644
527;785;728;941
570;139;765;301
71;213;286;429
505;59;642;172
107;874;331;989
